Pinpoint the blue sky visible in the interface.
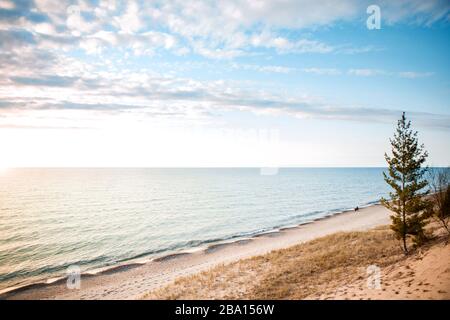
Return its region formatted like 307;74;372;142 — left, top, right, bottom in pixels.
0;0;449;167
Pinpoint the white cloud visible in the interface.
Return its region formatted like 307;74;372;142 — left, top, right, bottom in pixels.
0;59;447;131
33;22;58;36
256;65;293;73
348;69;435;79
0;0;14;10
0;0;446;133
77;30;179;56
348;69;386;77
398;71;434;79
113;0;144;34
249;31;334;54
303;68;342;75
232;63;294;73
137;0;448;57
1;0;448;59
79;37;104;54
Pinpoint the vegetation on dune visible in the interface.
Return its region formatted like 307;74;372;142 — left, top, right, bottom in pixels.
144;226;405;299
427;168;450;234
143;222;447;300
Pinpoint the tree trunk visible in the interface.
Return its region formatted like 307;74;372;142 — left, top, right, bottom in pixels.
402;169;408;254
402;224;408;254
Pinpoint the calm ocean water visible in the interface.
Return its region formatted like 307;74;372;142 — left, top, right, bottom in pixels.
0;168;390;291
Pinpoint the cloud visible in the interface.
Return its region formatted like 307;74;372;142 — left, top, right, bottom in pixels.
0;0;15;10
348;68;386;77
112;0;144;34
0;66;448;130
232;63;294;73
83;30;179;56
138;0;448;57
378;0;450;26
398;71;435;79
249;31;334;54
9;75;77;87
145;0;449;35
348;69;435;79
1;0;447;59
0;29;36;49
0;0;447;132
297;67;436;79
0;99;20;109
0;0;49;23
303;68;342;76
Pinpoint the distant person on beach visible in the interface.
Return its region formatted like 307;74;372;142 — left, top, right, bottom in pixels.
354;206;359;212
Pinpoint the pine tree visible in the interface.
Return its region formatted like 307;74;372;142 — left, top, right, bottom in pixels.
381;112;430;254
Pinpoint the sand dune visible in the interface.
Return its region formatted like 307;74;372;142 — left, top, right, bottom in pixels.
307;237;450;300
145;222;449;300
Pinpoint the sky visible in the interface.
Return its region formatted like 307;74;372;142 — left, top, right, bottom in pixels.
0;0;449;167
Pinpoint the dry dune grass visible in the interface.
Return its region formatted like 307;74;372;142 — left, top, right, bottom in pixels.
143;223;449;300
247;227;402;299
143;225;402;299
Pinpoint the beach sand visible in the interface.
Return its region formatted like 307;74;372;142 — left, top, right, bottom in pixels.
1;204;392;300
305;239;450;300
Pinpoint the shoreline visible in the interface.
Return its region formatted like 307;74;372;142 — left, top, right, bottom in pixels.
0;201;379;296
0;201;376;296
0;203;392;300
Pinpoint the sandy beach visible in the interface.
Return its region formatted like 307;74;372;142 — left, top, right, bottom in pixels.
1;204;392;300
